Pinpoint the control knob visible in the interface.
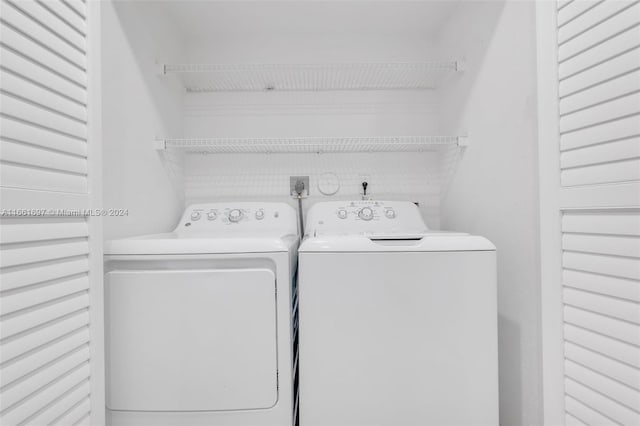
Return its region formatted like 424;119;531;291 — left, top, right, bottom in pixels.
358;207;374;221
385;209;396;219
190;212;201;221
337;209;348;219
255;209;265;220
207;211;217;221
228;209;243;223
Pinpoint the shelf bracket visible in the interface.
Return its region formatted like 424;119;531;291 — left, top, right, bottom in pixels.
156;61;167;76
155;139;167;151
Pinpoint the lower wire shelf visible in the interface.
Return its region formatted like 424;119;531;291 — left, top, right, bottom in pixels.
155;135;467;154
155;135;468;200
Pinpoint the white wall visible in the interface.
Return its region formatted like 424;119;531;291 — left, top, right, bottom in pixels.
101;1;185;240
438;2;542;425
178;15;450;227
101;1;457;232
182;89;445;228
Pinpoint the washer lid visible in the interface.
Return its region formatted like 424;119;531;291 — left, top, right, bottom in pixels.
105;232;297;255
299;232;495;252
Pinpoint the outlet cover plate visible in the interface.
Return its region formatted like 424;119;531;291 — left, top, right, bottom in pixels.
290;176;310;197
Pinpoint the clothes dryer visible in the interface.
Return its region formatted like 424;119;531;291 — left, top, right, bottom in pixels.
104;202;298;426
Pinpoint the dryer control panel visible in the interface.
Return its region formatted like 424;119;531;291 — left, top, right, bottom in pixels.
305;201;428;237
176;202;297;235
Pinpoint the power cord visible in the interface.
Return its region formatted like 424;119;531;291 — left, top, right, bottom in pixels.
294;180;306;238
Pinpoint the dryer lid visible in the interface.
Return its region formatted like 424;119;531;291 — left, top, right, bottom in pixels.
105;233;297;255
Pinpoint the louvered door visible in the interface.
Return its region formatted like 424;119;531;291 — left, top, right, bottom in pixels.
537;1;640;424
0;1;104;425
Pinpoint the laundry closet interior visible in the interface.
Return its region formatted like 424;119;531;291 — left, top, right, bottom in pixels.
102;2;540;424
1;0;639;425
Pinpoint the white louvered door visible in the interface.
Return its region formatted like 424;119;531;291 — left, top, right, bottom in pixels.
0;0;104;425
538;1;640;425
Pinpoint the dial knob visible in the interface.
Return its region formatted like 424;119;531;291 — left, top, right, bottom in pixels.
190;212;201;221
358;207;374;221
337;209;348;219
255;210;265;220
385;209;396;219
228;209;243;223
207;211;217;221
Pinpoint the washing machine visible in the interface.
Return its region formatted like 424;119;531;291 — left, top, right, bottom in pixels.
298;200;498;426
104;202;299;426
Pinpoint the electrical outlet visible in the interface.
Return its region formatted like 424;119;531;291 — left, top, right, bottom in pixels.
290;176;310;197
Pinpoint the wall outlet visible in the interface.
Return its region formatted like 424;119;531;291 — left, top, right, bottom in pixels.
290;176;310;197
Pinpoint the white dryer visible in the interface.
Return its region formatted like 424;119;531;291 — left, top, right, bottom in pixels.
104;202;299;426
298;201;498;426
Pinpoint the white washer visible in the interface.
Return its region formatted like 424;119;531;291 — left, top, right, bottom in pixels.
298;201;498;426
104;202;299;426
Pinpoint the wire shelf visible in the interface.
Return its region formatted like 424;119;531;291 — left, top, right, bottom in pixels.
156;136;466;154
163;61;461;92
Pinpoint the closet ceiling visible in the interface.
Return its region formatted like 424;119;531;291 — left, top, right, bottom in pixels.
158;1;460;41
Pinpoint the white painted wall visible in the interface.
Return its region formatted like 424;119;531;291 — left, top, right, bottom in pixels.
101;1;185;240
182;89;445;228
178;13;450;227
169;0;456;63
437;2;542;425
102;1;458;233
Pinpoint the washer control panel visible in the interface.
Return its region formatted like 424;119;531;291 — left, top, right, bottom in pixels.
306;200;428;236
176;202;297;235
228;208;243;223
333;201;398;223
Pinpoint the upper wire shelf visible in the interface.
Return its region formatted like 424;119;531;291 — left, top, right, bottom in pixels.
156;136;467;154
162;61;462;92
